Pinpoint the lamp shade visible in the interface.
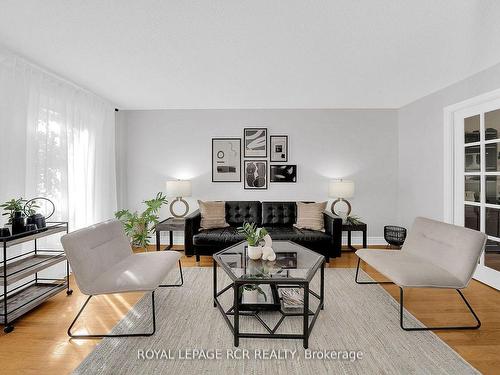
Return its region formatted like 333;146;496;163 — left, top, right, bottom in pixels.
329;180;354;199
166;180;192;197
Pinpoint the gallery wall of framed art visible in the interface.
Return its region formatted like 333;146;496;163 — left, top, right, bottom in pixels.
211;128;296;190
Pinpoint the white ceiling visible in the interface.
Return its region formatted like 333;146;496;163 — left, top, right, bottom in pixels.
1;0;500;109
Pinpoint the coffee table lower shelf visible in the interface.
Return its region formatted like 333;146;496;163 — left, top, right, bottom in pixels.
213;267;325;349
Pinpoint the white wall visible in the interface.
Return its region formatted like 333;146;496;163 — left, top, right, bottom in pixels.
117;109;398;245
398;62;500;228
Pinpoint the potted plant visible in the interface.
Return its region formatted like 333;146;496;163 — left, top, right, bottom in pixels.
345;214;362;225
115;192;167;249
23;198;47;230
237;222;268;260
1;197;27;234
239;268;269;304
241;284;267;304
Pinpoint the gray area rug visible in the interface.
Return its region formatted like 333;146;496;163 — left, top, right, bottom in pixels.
74;268;478;374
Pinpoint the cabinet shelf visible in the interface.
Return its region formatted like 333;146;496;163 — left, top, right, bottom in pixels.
0;221;70;331
0;253;66;286
0;281;66;324
2;224;67;248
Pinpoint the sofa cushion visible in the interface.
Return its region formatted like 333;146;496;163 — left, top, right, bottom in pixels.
355;249;464;288
295;202;327;231
88;251;181;294
262;202;296;226
225;201;262;226
193;227;245;246
198;200;230;230
263;226;331;243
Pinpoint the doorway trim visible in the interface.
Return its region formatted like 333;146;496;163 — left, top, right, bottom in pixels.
443;88;500;290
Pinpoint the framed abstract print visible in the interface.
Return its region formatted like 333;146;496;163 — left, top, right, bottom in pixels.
244;160;268;189
270;164;297;183
244;128;268;158
270;135;288;162
212;138;241;182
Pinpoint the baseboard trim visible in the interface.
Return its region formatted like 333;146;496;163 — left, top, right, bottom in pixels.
341;236;386;246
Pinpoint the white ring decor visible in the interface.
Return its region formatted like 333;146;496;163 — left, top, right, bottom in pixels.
261;234;276;261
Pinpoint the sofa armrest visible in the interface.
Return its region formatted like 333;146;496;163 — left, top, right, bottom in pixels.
324;211;343;257
184;210;201;256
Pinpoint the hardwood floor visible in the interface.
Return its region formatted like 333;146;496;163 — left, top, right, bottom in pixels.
0;246;499;375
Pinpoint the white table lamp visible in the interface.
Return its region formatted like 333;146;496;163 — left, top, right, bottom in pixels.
329;180;354;216
166;180;192;218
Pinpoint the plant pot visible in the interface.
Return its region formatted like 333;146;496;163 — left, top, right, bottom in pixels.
247;245;263;260
0;227;10;237
12;211;26;234
27;213;46;229
243;288;259;304
131;245;147;253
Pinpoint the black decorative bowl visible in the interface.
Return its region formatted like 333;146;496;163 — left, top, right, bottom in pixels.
384;226;407;247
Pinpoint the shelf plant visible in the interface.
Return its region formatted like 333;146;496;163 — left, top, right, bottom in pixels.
241;284;267;302
239;269;270;303
23;199;41;216
115;192;167;248
1;197;27;224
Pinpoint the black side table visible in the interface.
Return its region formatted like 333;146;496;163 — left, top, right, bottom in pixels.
342;222;367;251
155;217;185;251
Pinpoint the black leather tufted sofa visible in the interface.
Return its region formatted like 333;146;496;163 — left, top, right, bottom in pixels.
184;201;342;263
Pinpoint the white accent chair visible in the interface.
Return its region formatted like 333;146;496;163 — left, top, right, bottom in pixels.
355;217;487;331
61;219;183;338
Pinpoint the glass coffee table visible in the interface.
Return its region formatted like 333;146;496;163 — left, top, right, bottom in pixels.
213;241;325;349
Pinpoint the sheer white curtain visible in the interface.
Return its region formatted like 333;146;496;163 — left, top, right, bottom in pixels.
0;48;117;230
0;50;30;209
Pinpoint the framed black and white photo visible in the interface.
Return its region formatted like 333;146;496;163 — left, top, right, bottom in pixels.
270;135;288;162
244;128;267;158
270;164;297;183
244;160;268;189
212;138;241;182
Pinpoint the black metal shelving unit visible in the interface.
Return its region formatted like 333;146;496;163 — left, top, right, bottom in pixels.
0;221;72;333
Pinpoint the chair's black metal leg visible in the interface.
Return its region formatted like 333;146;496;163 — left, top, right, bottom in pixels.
160;260;184;287
320;260;325;310
399;287;481;331
66;260;73;295
68;291;156;339
355;258;393;285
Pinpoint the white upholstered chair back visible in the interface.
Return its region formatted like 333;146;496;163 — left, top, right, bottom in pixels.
61;220;132;295
402;217;487;288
